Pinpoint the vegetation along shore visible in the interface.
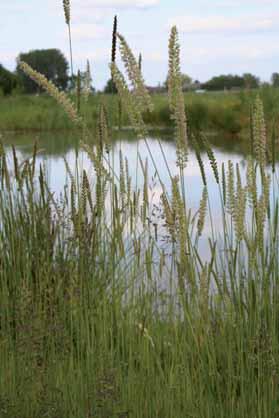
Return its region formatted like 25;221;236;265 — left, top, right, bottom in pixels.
0;87;279;136
1;3;279;418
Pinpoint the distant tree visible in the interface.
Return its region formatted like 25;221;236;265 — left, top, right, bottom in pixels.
261;82;270;89
0;64;17;95
181;74;192;90
164;73;192;91
16;49;69;93
243;73;260;89
271;72;279;87
202;73;260;91
103;78;117;94
202;74;245;91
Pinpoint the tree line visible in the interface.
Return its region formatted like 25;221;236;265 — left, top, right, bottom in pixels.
1;48;279;96
0;49;69;96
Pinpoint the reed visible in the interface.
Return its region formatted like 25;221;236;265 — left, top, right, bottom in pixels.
1;7;279;418
19;61;81;124
63;0;74;81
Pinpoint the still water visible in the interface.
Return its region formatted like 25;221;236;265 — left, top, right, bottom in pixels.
1;129;267;261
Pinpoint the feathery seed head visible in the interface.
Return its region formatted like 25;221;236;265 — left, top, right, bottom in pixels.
117;32;153;113
256;194;266;252
111;15;118;63
246;157;257;209
201;135;219;184
63;0;70;25
234;183;247;241
168;26;188;169
110;62;147;138
83;60;92;102
192;135;206;186
197;186;208;237
252;95;267;168
98;103;110;153
138;53;142;72
227;160;235;216
19;61;81;124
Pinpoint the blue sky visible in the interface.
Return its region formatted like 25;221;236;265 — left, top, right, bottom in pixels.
0;0;278;89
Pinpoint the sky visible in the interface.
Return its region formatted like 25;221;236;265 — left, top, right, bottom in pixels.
0;0;278;89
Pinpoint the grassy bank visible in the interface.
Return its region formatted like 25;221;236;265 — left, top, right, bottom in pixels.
1;13;279;418
1;86;279;135
1;97;279;417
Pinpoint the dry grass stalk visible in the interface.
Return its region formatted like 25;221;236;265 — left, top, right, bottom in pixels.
117;33;153;113
19;61;81;124
197;186;208;237
253;95;267;169
168;26;188;170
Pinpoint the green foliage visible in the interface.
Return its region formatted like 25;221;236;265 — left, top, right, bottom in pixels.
16;49;69;93
0;64;17;96
243;73;260;89
203;73;259;91
1;88;279;136
186;101;209;131
259;84;279;121
209;105;242;134
103;78;118;94
271;72;279;87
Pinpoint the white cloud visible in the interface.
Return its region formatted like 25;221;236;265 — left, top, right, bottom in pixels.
72;9;106;24
71;23;107;41
168;14;278;34
216;0;276;4
0;52;18;64
0;3;30;13
144;52;165;62
181;41;279;68
60;0;160;25
80;0;159;8
70;48;109;63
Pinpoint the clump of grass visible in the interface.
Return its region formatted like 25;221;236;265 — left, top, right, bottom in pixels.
1;7;279;418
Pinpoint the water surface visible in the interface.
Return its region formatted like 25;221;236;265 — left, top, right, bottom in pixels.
1;129;271;260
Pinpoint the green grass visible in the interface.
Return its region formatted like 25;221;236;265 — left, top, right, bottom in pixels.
0;94;100;132
1;87;279;136
0;125;279;418
1;15;279;418
1;96;279;417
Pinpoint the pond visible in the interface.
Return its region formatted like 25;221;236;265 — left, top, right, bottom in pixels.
0;129;274;261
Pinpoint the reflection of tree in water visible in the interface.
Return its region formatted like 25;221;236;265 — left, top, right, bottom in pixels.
2;132;79;158
2;129;175;158
206;133;249;156
114;129;253;158
2;129;278;163
208;132;279;163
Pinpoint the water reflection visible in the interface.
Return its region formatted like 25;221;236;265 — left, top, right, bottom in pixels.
2;130;255;259
1;129;254;158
